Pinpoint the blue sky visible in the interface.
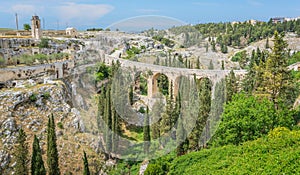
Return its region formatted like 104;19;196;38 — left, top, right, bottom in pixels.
1;0;300;30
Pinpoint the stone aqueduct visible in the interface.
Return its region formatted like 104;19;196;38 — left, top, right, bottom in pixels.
103;55;247;98
0;50;247;98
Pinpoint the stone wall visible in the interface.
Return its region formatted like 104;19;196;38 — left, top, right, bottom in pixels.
0;60;75;88
0;38;37;49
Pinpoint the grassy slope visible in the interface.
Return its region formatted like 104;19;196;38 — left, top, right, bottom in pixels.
169;127;300;175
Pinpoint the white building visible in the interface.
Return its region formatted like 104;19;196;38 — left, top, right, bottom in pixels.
66;27;78;38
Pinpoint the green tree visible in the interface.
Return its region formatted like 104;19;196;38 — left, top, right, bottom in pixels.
208;60;214;70
221;60;225;70
129;85;134;105
225;70;238;102
189;78;212;150
83;151;90;175
144;164;164;175
265;37;270;49
151;100;163;139
260;31;294;107
104;86;112;152
23;23;31;31
242;50;257;94
47;114;60;175
31;135;46;175
212;93;295;147
38;38;49;48
221;43;228;53
196;57;200;69
111;106;121;153
143;107;151;154
211;40;216;52
14;128;28;175
94;62;111;82
157;74;169;96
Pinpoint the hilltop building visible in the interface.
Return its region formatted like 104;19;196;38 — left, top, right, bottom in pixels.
31;16;42;39
66;27;78;38
271;17;300;24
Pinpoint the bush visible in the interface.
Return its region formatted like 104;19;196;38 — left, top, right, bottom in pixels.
144;163;164;175
29;93;38;102
0;57;6;67
42;92;51;100
39;38;50;48
138;107;145;114
211;93;295;147
57;122;64;129
168;128;300;175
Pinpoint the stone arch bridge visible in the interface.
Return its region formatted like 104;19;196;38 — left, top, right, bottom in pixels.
103;55;247;98
0;51;247;98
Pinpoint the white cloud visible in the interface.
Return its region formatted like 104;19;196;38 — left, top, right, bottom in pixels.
57;2;114;24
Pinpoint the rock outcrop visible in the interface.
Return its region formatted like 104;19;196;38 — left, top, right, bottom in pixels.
0;80;105;174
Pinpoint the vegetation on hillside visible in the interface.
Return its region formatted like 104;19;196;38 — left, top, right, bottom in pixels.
168;127;300;175
195;19;300;48
109;29;300;174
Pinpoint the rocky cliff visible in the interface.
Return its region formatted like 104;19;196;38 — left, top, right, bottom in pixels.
0;80;106;174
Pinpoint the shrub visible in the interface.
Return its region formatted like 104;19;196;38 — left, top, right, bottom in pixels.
211;93;295;147
39;38;50;48
138;107;145;114
144;163;164;175
29;93;38;102
57;122;64;129
0;57;6;67
168;128;300;175
42;92;51;100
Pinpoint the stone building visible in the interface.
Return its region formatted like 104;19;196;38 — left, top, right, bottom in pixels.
66;27;78;38
31;16;42;39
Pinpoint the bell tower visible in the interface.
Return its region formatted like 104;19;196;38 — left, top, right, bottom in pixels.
31;15;42;39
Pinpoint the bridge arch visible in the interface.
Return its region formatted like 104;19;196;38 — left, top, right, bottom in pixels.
148;72;170;98
173;75;189;98
133;71;148;96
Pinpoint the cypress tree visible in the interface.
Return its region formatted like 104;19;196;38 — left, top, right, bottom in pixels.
265;37;270;49
151;100;163;139
176;93;187;156
105;86;112;152
225;70;238;102
208;60;214;70
176;115;185;156
143;107;151;154
129;85;134;105
196;57;200;69
243;50;257;94
82;151;90;175
14;128;28;175
112;106;120;153
189;78;212;150
31;135;46;175
198;78;212;147
97;86;106;132
47;114;60;175
261;31;294;107
221;60;225;70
